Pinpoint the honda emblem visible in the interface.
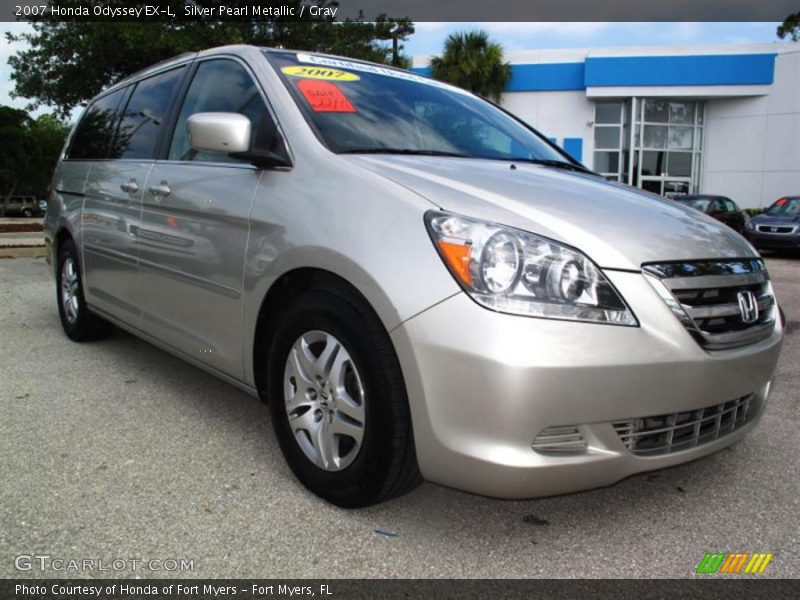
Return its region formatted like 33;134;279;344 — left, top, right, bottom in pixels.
737;291;759;324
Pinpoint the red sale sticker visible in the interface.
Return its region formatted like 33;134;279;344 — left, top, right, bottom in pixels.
297;79;356;113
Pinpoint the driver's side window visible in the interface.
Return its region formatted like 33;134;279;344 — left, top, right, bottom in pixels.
169;59;272;163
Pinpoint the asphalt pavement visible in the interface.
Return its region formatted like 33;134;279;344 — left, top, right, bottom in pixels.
1;256;798;578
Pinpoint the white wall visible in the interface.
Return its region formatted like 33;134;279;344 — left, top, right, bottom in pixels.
702;48;800;209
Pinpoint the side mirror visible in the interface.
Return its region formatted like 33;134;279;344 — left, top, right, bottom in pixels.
230;130;292;169
188;112;251;154
231;115;292;169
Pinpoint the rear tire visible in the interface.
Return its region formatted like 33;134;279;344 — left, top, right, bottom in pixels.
266;284;422;507
56;239;113;342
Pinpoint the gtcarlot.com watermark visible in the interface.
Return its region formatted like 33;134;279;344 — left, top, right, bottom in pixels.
14;554;194;572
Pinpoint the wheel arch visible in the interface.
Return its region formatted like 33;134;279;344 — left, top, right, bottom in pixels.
249;263;399;401
52;226;75;274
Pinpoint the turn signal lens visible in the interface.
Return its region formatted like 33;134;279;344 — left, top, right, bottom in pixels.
437;240;473;286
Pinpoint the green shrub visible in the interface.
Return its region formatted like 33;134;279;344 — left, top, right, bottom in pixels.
745;208;766;218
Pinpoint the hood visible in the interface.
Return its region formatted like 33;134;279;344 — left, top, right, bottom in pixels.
752;213;800;225
346;155;757;270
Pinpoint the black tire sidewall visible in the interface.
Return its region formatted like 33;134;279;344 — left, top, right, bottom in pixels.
266;290;403;507
56;240;91;340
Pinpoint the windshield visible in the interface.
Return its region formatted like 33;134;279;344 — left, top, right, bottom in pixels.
766;197;800;215
679;198;710;212
265;51;573;164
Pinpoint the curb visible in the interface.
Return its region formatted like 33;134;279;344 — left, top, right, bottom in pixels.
0;246;48;259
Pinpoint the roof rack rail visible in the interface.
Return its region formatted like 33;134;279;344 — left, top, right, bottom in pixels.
116;51;197;86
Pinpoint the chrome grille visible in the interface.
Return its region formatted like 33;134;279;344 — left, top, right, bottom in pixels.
643;259;776;349
756;224;795;234
613;394;757;456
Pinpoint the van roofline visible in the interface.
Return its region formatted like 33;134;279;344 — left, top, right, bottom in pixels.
113;51;198;87
87;44;420;105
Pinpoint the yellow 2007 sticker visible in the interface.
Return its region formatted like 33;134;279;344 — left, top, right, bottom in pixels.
281;66;360;82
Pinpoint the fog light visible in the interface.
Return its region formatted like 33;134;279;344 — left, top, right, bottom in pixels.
532;426;588;455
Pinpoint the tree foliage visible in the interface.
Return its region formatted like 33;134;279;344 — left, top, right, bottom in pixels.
6;1;414;116
0;106;70;198
777;12;800;41
429;30;511;102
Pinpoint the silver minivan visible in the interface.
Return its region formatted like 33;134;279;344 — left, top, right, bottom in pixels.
45;46;783;507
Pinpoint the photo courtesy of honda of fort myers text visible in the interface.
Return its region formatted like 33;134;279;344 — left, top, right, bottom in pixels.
1;0;799;598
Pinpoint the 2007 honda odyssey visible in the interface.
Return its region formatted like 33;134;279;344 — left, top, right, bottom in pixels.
45;46;783;507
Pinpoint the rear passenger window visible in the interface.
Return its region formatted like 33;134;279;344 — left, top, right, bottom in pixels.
115;67;186;160
168;59;272;163
67;89;126;160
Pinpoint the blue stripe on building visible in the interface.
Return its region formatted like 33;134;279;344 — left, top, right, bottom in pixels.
562;138;583;162
412;53;775;92
506;63;585;91
584;54;776;87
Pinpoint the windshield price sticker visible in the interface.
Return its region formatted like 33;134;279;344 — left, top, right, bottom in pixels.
282;66;360;82
297;80;357;113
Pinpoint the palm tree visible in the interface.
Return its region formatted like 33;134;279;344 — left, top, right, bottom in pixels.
429;31;512;102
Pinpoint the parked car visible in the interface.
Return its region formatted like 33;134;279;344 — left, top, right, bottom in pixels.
44;46;783;507
673;194;748;234
0;195;45;218
745;196;800;252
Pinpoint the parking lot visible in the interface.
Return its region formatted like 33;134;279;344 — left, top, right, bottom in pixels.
0;256;797;579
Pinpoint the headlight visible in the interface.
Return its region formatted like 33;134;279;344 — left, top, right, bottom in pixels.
745;220;755;230
425;211;637;326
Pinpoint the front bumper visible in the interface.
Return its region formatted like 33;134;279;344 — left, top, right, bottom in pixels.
391;269;783;499
746;230;800;250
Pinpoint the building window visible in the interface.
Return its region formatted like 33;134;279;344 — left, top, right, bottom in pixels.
592;101;629;182
593;99;704;195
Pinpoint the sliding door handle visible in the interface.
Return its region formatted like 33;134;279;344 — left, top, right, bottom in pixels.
120;180;139;194
148;182;171;199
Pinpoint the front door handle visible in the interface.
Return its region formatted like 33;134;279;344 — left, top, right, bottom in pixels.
120;180;139;194
148;181;171;199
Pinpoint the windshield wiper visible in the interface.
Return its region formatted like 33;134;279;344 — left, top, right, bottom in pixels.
507;158;593;174
338;148;470;158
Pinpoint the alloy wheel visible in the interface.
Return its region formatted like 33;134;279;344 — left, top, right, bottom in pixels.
60;257;80;324
283;330;366;471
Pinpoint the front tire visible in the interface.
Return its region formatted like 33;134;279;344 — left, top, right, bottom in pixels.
266;284;421;507
56;239;113;342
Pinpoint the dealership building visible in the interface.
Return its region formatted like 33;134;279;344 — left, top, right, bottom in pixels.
413;42;800;209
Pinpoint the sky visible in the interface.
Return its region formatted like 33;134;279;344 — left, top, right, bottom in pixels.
0;21;787;118
404;22;784;56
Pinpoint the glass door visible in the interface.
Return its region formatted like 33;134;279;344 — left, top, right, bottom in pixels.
631;99;704;196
